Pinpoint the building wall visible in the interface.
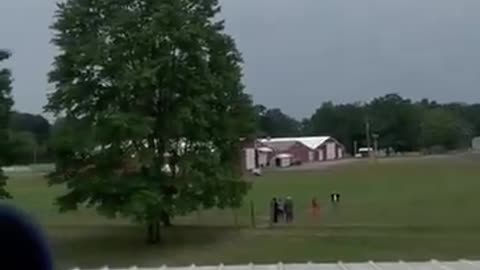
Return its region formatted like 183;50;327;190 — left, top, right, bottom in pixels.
336;144;344;159
244;148;256;170
269;138;347;165
473;137;480;151
326;142;336;160
265;142;311;165
316;145;326;161
258;152;269;167
239;138;256;175
315;138;345;161
241;137;347;171
283;142;311;163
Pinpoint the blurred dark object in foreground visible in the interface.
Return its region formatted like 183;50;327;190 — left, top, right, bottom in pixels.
0;204;53;270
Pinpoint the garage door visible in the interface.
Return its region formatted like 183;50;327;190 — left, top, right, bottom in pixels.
326;143;336;160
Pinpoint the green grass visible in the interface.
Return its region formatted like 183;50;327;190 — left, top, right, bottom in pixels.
6;156;480;269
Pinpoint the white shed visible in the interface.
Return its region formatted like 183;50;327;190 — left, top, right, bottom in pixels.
274;153;293;167
473;137;480;151
257;147;273;167
244;148;256;170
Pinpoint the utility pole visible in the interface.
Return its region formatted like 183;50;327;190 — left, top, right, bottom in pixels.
253;136;258;169
353;140;358;157
33;144;37;165
372;133;379;162
365;118;372;160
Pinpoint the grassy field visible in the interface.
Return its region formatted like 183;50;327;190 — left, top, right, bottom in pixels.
5;155;480;269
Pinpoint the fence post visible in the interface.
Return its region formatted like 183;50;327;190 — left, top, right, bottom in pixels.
250;200;256;228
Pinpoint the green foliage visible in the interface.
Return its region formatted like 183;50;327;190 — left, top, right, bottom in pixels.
9;131;38;165
304;93;477;154
10;112;51;143
419;108;470;150
7;112;52;164
254;105;301;137
308;101;365;153
0;49;13;199
46;0;255;239
367;94;421;152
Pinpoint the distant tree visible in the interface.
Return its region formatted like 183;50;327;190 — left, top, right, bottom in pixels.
306;94;480;154
47;0;255;243
300;118;312;135
419;108;467;150
419;98;440;109
253;104;267;117
0;49;14;199
9;131;38;165
256;107;301;137
252;104;267;136
464;104;480;136
440;102;479;138
49;117;65;139
368;93;421;152
8;112;52;163
308;102;365;153
10;112;51;143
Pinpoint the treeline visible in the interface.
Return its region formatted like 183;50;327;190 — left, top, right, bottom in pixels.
4;112;53;165
256;93;480;154
13;93;480;165
6;93;480;166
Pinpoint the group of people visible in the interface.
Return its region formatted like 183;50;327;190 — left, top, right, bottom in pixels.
270;197;294;223
269;193;341;224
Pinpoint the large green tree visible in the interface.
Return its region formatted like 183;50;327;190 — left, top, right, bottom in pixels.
10;112;51;143
420;108;471;151
47;0;255;243
0;50;14;199
368;94;421;152
254;105;301;137
308;102;365;153
9;112;52;163
9;131;38;165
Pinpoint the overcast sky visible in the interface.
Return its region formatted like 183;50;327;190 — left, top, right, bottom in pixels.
2;0;480;119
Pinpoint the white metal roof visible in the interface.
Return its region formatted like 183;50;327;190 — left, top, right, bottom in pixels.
257;147;273;152
276;153;294;159
71;259;480;270
259;136;332;150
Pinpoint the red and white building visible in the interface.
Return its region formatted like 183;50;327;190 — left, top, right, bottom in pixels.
242;136;346;171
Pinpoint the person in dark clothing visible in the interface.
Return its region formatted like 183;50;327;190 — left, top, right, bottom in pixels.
270;197;279;223
277;198;285;222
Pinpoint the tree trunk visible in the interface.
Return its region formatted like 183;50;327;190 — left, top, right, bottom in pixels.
161;211;172;227
146;222;155;244
146;220;161;244
154;220;161;243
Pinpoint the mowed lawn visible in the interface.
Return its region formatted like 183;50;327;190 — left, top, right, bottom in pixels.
5;155;480;269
